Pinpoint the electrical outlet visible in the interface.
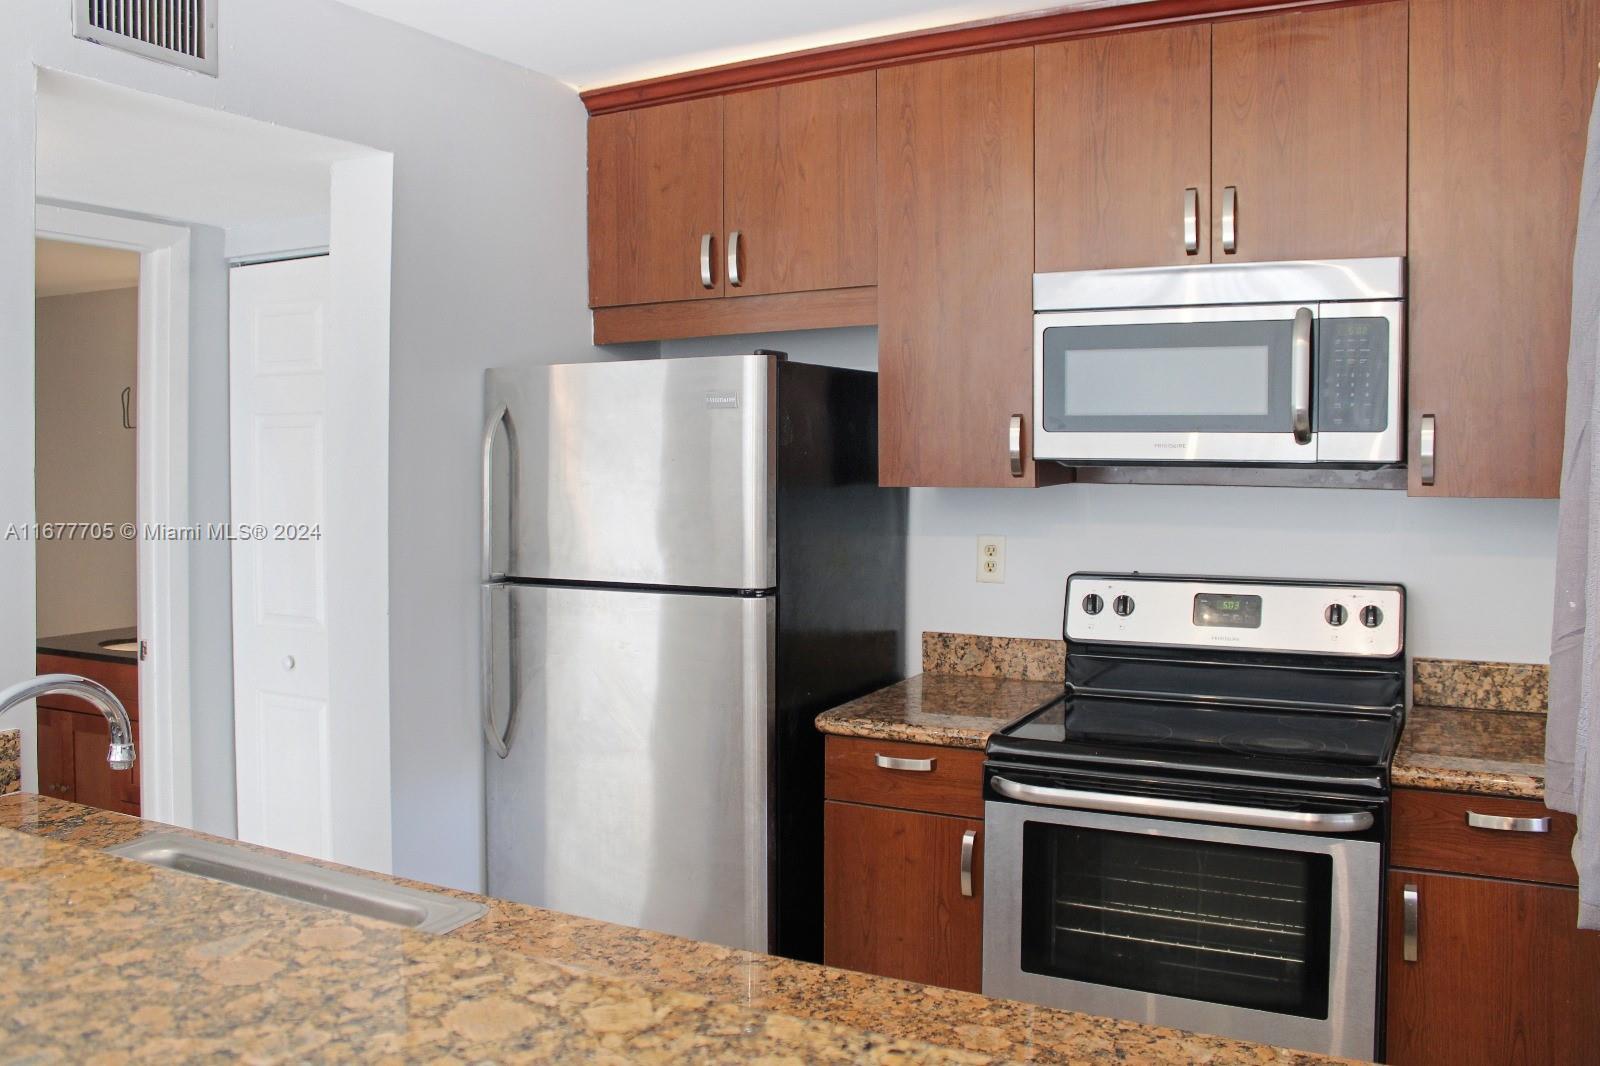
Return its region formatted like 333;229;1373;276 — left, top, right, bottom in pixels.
976;535;1005;584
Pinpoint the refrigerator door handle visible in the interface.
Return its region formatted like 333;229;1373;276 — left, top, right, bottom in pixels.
481;404;517;582
481;584;517;758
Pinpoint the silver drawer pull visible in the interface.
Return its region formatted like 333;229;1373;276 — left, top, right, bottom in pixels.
1466;810;1551;833
959;829;976;897
875;754;935;772
1009;414;1024;478
699;233;715;289
1419;414;1436;486
727;230;743;287
1402;883;1419;962
1221;185;1238;254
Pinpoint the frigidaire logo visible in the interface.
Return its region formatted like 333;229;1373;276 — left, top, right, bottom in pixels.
705;393;739;409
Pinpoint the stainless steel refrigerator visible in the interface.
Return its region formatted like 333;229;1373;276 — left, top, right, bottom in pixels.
481;352;905;960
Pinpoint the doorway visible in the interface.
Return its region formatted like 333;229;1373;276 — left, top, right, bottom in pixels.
32;237;143;815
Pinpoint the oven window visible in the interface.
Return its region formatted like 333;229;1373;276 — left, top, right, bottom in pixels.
1040;319;1295;433
1020;823;1333;1018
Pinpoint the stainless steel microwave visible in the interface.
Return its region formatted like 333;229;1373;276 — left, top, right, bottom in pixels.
1032;258;1404;465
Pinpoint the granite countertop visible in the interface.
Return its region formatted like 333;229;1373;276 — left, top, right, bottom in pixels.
816;673;1551;802
1392;704;1546;799
36;626;139;665
814;674;1062;749
0;795;1347;1065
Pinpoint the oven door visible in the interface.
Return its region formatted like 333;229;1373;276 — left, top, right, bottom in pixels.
1033;304;1317;463
983;791;1380;1059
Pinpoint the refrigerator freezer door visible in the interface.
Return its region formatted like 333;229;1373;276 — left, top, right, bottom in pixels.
485;354;775;590
485;582;774;952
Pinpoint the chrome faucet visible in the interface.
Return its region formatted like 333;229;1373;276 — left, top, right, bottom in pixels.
0;674;136;771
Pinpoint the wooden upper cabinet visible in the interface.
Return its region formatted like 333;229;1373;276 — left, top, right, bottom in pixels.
724;72;876;297
1211;2;1407;263
588;97;724;307
1408;0;1600;498
877;50;1039;488
1036;24;1212;271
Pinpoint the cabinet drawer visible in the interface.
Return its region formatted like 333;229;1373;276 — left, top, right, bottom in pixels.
35;653;138;720
824;736;984;818
1392;788;1577;886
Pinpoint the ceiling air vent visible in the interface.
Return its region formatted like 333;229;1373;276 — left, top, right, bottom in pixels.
72;0;218;76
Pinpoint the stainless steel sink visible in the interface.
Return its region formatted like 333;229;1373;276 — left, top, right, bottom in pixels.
105;833;488;934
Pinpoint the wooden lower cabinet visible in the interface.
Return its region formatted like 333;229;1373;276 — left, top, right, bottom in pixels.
35;706;141;816
823;800;983;992
1385;870;1600;1065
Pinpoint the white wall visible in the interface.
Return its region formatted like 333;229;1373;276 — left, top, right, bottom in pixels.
2;0;620;891
663;328;1561;671
34;286;139;637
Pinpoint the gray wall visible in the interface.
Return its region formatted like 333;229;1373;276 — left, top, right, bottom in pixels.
3;0;615;889
662;328;1560;668
33;286;138;637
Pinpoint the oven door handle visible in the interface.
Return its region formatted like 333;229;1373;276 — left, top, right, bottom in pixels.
990;776;1373;834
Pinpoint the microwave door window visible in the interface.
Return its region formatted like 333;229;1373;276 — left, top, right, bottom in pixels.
1042;320;1296;434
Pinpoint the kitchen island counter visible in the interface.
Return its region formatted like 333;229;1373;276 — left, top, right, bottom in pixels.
0;795;1347;1064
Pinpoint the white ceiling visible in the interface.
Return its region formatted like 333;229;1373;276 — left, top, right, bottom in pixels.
35;238;140;298
331;0;1136;90
35;70;371;234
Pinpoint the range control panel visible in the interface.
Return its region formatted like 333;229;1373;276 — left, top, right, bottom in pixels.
1066;573;1404;657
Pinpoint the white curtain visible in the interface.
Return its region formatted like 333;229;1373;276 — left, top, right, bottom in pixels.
1549;82;1600;930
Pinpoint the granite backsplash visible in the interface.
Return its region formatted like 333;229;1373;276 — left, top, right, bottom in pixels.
922;632;1548;715
1;730;18;795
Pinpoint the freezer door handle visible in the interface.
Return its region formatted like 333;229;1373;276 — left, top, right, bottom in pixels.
481;404;517;582
481;585;518;758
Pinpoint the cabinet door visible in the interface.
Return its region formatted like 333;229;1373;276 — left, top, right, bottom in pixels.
588;97;724;307
1407;0;1600;498
724;72;876;297
823;801;982;992
1211;2;1406;263
1386;870;1600;1065
1036;24;1211;271
878;50;1038;488
35;706;75;803
70;712;140;816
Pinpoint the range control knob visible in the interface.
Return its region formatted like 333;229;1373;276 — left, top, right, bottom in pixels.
1325;603;1348;627
1112;594;1136;617
1081;593;1104;616
1360;604;1384;628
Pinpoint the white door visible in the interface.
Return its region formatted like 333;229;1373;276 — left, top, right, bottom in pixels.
229;257;338;861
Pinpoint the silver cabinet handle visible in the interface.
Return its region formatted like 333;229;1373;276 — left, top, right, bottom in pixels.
1419;414;1436;486
727;230;743;288
990;776;1374;833
699;233;715;289
1009;414;1024;478
1291;307;1313;445
1183;187;1199;255
1221;185;1238;254
875;754;935;772
1402;883;1419;962
1467;810;1551;833
959;829;976;897
481;405;517;582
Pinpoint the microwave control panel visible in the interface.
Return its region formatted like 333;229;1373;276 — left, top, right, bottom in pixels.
1316;317;1390;434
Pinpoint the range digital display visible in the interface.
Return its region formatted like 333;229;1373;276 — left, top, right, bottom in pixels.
1193;592;1263;629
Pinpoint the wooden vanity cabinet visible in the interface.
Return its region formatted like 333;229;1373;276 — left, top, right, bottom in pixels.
34;653;140;816
1384;789;1600;1064
822;736;985;991
1406;0;1600;498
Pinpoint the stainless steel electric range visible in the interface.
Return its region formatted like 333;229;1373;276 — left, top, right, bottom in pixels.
982;573;1406;1060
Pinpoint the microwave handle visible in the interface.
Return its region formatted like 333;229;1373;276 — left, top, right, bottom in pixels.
1291;307;1313;445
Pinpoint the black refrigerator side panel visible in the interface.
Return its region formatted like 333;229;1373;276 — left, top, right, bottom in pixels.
771;359;909;962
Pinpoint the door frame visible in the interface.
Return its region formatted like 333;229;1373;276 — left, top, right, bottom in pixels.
34;202;194;827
